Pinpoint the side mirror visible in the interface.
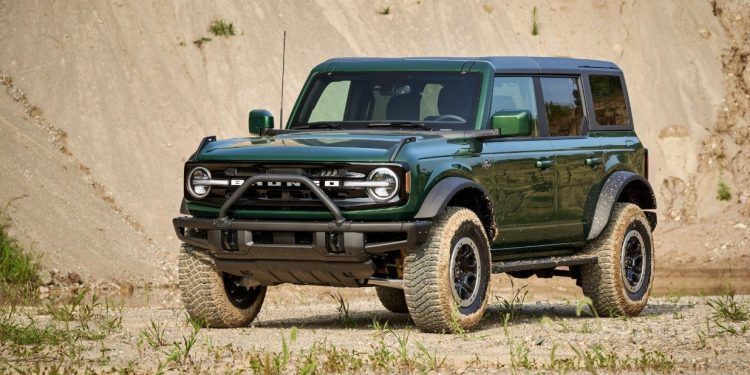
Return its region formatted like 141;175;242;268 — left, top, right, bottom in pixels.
491;110;532;137
249;109;275;135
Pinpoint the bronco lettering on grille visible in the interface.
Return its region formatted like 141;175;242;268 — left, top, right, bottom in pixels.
229;179;340;188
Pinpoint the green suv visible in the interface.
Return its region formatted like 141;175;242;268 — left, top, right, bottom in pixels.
174;56;657;333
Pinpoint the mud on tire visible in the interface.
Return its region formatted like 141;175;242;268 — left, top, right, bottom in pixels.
581;203;654;317
403;207;491;333
375;286;408;313
179;244;266;328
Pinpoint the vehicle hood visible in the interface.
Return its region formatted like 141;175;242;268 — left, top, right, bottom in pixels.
193;131;452;163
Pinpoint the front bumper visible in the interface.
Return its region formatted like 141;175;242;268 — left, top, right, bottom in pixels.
172;216;431;286
175;173;431;287
173;216;431;258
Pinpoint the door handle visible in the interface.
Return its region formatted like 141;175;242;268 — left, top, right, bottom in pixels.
585;157;603;166
535;160;554;169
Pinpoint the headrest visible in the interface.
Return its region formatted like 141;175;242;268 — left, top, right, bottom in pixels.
386;94;421;120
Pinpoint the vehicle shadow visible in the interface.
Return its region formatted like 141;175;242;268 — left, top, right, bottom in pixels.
255;309;412;330
253;300;686;331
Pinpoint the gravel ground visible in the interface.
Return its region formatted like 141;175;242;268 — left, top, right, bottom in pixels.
1;282;749;374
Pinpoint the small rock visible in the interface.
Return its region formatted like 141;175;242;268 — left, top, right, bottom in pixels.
40;271;54;286
698;28;711;39
66;272;83;285
734;222;748;230
38;286;49;294
119;282;135;297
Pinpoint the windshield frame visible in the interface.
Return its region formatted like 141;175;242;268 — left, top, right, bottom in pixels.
289;71;484;132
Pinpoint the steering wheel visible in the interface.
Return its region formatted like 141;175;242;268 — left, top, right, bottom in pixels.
433;114;465;122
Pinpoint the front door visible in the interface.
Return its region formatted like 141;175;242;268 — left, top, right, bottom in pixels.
480;76;559;249
483;139;557;248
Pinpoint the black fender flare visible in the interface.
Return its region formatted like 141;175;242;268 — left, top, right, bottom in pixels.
414;177;488;219
587;171;657;240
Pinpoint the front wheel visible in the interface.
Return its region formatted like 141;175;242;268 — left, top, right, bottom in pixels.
179;244;267;328
580;203;654;317
403;207;491;333
375;286;408;313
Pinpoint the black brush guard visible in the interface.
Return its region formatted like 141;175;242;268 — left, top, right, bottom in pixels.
173;174;431;287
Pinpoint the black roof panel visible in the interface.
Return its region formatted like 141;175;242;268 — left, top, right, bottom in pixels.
321;56;620;74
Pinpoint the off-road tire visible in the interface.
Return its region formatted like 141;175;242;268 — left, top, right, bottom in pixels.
403;207;491;333
179;244;266;328
375;286;408;313
581;203;654;317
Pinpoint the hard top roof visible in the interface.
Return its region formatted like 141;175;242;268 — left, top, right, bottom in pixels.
319;56;621;74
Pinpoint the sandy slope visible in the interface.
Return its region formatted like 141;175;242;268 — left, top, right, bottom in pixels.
0;90;171;284
0;0;747;284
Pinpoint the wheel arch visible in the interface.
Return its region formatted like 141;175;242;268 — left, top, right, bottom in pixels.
414;177;497;240
587;171;657;240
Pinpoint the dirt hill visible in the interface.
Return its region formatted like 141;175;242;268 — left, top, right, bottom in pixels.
0;0;747;286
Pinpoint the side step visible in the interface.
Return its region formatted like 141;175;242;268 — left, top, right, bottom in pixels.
492;255;597;273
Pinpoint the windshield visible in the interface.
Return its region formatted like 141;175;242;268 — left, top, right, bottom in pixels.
291;71;482;131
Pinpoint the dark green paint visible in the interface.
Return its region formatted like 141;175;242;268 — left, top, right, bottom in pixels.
183;57;649;253
249;109;274;135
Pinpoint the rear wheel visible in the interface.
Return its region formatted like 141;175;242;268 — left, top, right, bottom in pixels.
580;203;654;316
375;286;408;313
403;207;491;333
179;244;266;327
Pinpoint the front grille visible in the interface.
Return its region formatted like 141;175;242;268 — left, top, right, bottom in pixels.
185;162;406;211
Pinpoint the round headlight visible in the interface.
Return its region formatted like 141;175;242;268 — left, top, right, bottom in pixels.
186;167;211;199
366;168;399;202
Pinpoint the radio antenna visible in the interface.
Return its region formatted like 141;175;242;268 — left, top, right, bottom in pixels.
279;30;287;129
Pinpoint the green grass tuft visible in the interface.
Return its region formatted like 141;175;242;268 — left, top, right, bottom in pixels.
531;6;539;36
0;222;38;286
707;286;748;322
376;6;391;15
717;181;732;201
208;19;235;37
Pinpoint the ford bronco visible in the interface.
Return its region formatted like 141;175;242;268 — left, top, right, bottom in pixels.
173;56;657;333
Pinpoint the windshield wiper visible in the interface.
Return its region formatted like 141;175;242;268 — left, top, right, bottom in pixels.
367;122;432;131
294;122;342;130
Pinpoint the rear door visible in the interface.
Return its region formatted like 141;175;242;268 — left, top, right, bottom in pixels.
539;76;604;244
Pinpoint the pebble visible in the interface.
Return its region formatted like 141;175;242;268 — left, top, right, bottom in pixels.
66;272;84;285
733;222;747;230
40;271;54;286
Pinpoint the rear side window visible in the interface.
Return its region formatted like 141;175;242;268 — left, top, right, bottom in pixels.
589;75;629;126
540;77;584;136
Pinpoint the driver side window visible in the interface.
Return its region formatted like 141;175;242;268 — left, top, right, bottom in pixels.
491;77;539;136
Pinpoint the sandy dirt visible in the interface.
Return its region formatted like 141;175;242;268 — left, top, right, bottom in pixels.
2;282;749;373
